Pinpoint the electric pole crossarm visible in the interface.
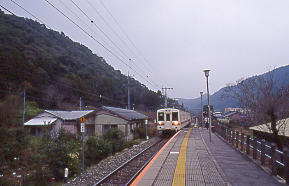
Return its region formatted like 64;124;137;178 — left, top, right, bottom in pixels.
162;87;173;107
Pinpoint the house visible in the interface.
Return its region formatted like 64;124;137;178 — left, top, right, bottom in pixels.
24;106;148;140
225;107;245;114
249;118;289;139
24;110;95;136
95;106;148;140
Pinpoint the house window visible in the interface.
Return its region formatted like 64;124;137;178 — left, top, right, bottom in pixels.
102;125;117;135
102;125;110;134
130;124;133;134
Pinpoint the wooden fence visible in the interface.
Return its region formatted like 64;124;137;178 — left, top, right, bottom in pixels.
215;125;289;184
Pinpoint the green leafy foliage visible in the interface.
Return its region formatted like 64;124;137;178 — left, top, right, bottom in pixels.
85;128;124;166
0;11;163;111
44;129;81;180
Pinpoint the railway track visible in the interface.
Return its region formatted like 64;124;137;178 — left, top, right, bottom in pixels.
94;138;169;186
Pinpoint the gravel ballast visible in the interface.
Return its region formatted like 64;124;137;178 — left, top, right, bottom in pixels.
63;137;160;186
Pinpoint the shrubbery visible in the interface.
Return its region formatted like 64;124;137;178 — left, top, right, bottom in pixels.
0;128;81;185
0;127;145;185
85;128;125;166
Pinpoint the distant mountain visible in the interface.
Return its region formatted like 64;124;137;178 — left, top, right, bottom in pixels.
178;65;289;112
0;10;163;110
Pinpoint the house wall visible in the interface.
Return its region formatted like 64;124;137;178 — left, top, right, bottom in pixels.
95;111;135;139
50;119;62;136
62;121;77;135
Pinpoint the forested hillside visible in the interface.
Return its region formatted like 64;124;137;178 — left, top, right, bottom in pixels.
179;65;289;112
0;10;163;120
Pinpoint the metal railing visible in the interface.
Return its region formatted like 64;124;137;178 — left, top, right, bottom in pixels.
215;125;289;184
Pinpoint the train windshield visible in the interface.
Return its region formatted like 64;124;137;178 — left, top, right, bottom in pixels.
166;113;171;121
158;112;164;121
172;112;178;121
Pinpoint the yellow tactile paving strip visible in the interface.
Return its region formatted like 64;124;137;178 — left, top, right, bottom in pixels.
172;128;192;186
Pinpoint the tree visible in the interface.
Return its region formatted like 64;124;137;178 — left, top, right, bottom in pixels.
224;70;289;150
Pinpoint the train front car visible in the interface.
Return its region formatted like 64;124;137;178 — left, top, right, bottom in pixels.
157;108;184;131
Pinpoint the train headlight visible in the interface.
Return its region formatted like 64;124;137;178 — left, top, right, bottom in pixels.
172;121;179;125
158;122;164;125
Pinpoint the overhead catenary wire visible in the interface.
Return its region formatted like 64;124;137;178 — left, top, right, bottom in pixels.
9;0;51;29
97;0;161;88
69;0;130;61
57;0;121;58
43;0;158;89
1;0;160;89
85;0;139;61
0;3;15;15
59;0;158;86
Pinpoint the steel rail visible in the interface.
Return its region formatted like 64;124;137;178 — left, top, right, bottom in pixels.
93;138;165;185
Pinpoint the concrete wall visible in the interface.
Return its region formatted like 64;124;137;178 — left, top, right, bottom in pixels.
95;111;135;139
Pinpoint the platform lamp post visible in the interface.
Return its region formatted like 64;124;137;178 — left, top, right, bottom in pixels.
200;91;204;129
203;69;212;142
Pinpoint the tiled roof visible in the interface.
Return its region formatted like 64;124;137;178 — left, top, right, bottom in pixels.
102;106;147;121
45;110;94;120
24;116;57;126
249;118;289;137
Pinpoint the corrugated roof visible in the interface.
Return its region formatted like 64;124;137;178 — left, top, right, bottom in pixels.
45;110;94;120
24;116;57;126
249;118;289;137
102;106;147;121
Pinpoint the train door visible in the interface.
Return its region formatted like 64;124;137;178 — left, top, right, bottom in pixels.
165;112;171;129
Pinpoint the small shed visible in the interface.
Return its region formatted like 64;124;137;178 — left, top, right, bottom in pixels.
24;110;95;136
95;106;148;140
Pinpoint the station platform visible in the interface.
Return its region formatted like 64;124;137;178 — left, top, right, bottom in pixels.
131;127;280;186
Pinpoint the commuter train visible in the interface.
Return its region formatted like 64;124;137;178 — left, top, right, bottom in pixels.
156;108;191;131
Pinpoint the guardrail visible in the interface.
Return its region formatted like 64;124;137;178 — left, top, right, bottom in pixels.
215;125;289;184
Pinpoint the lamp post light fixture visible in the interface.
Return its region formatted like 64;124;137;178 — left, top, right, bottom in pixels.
200;91;204;129
203;69;212;142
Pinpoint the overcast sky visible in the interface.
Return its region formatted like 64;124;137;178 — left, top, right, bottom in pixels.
1;0;289;99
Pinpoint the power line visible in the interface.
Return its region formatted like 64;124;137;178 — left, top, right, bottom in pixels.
97;0;161;88
43;0;158;89
98;0;152;70
2;0;159;90
0;4;15;15
57;0;120;58
9;0;51;29
70;0;160;89
69;0;130;61
85;0;139;61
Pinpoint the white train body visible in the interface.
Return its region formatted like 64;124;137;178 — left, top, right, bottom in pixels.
157;108;191;131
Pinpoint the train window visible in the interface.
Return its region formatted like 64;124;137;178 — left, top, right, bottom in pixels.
172;112;178;121
166;113;171;121
158;112;164;121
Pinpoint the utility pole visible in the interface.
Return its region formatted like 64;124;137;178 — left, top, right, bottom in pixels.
128;59;131;110
162;87;173;107
80;97;82;110
22;87;26;129
127;71;131;110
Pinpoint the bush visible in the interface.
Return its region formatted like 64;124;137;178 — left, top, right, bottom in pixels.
85;137;112;166
44;129;81;180
102;128;125;153
134;127;146;139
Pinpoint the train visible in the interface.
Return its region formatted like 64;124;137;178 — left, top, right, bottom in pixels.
156;108;191;131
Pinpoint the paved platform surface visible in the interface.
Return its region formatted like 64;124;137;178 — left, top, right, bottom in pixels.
202;128;280;186
133;127;280;186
